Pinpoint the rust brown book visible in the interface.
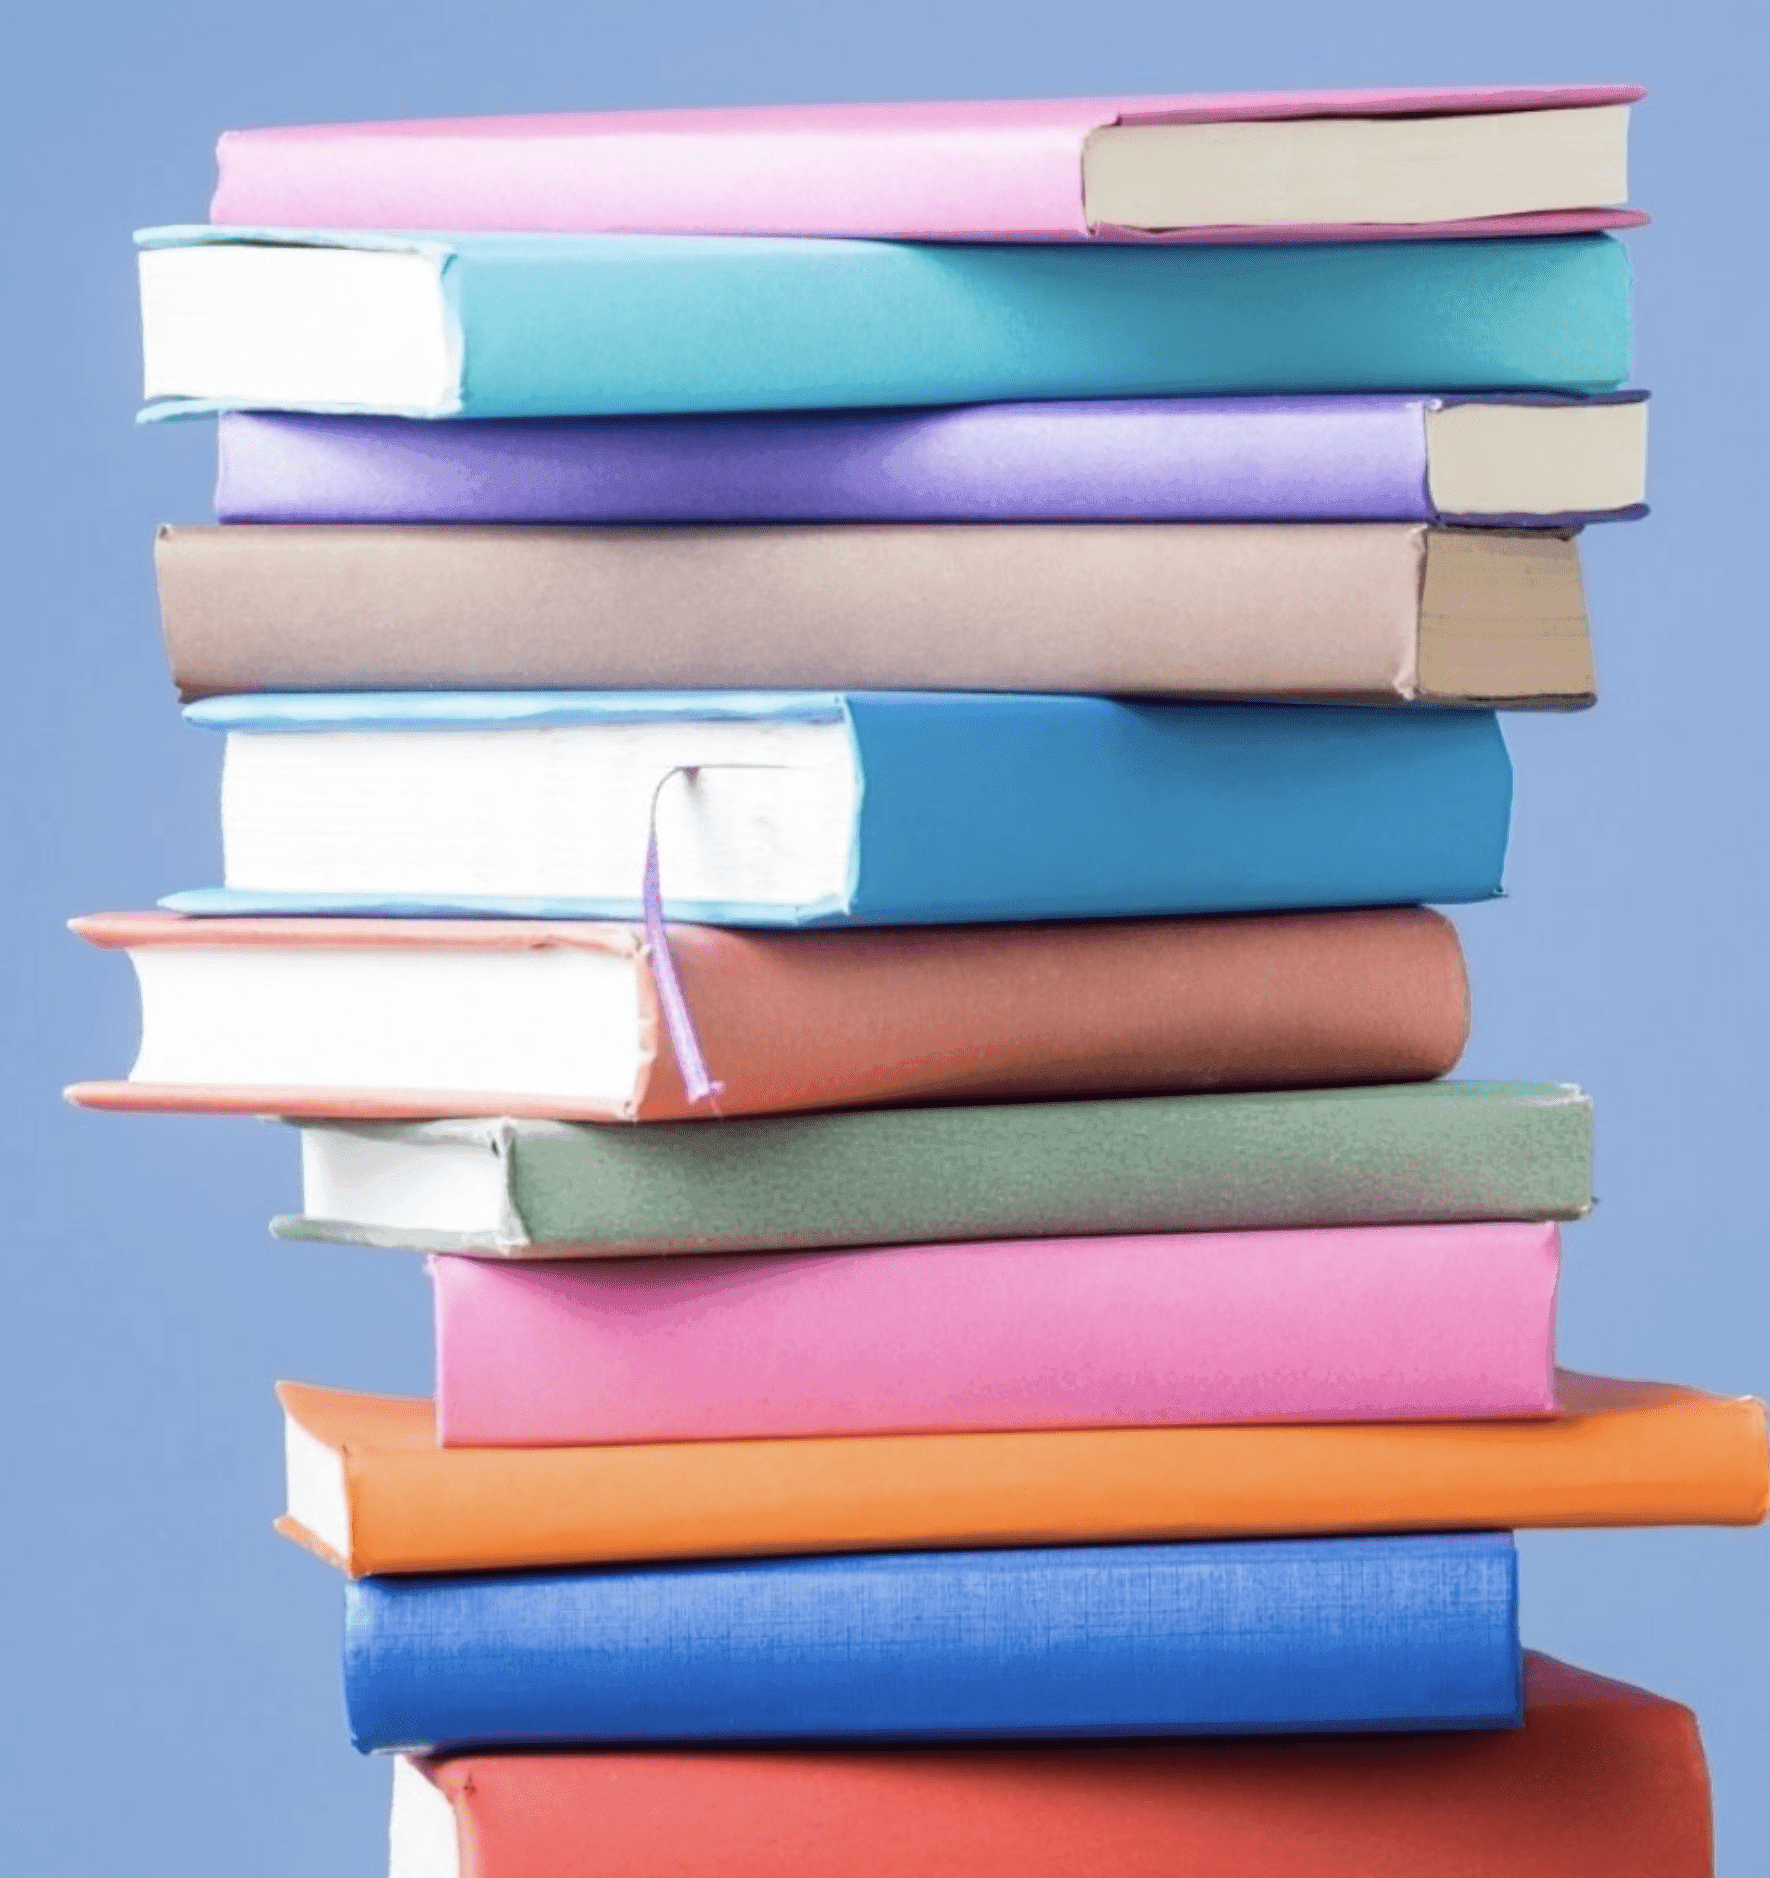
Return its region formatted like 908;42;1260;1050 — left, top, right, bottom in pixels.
155;521;1595;706
67;906;1467;1122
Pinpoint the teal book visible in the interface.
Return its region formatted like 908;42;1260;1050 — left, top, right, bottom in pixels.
163;691;1512;924
137;227;1631;419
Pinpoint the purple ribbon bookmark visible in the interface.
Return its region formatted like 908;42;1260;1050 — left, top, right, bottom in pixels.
642;767;724;1107
643;760;809;1105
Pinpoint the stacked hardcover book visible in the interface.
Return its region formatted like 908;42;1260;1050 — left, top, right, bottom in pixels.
74;87;1769;1876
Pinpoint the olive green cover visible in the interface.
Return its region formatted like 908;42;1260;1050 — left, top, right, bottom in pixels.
278;1080;1592;1259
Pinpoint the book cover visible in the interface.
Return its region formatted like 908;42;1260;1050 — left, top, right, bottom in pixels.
276;1373;1770;1578
67;906;1471;1122
209;88;1645;243
282;1082;1593;1258
137;227;1634;419
165;690;1514;925
210;396;1650;528
342;1534;1525;1752
432;1222;1562;1444
157;519;1597;709
393;1654;1712;1878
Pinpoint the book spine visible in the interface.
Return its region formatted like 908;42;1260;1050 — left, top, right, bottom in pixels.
635;907;1473;1119
212;401;1437;524
432;1222;1561;1445
448;235;1630;417
158;519;1439;703
842;695;1512;924
342;1535;1523;1751
212;116;1097;241
479;1084;1594;1256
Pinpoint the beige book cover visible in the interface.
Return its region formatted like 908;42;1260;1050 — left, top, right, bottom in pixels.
156;521;1594;707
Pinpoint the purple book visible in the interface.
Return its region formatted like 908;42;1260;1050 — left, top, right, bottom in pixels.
214;393;1648;527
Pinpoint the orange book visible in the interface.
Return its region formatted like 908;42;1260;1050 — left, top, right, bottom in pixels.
391;1654;1710;1878
280;1372;1768;1577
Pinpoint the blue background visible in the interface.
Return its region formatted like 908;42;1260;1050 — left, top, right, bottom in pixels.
3;4;1765;1872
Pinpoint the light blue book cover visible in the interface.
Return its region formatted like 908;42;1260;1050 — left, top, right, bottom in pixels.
137;225;1631;418
343;1534;1525;1752
167;690;1512;924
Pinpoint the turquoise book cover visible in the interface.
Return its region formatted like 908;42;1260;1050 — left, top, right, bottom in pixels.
137;226;1632;418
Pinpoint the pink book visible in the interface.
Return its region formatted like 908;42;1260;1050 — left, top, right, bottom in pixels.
211;87;1646;244
434;1221;1561;1446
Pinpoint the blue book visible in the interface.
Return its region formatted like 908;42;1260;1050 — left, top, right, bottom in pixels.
342;1535;1524;1753
137;226;1630;419
165;691;1512;923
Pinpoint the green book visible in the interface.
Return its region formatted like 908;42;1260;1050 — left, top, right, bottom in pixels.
281;1081;1592;1258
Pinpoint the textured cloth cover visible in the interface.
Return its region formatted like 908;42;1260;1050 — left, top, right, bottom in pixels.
67;906;1470;1122
342;1534;1524;1751
276;1372;1770;1578
407;1653;1711;1878
432;1221;1562;1444
280;1082;1592;1258
209;87;1645;242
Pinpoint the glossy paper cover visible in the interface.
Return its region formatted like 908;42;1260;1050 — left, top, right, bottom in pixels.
209;88;1646;243
210;396;1650;527
432;1222;1562;1443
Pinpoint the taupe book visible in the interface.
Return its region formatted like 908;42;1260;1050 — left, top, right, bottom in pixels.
156;522;1595;707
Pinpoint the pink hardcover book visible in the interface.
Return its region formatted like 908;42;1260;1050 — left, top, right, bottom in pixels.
434;1221;1561;1446
211;87;1646;244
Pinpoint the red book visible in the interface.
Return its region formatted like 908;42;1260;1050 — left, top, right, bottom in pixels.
391;1654;1710;1878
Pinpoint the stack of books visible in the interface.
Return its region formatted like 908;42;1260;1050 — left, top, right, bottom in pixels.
73;87;1768;1876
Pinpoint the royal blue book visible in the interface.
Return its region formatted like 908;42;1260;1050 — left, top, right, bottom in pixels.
341;1534;1524;1753
137;226;1631;420
164;691;1512;923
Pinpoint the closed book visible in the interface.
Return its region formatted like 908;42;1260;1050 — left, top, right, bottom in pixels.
432;1223;1562;1444
284;1082;1591;1259
137;228;1632;420
210;396;1650;530
387;1655;1711;1878
157;521;1597;710
164;692;1513;925
210;89;1643;243
67;908;1471;1123
276;1373;1769;1577
342;1534;1524;1752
